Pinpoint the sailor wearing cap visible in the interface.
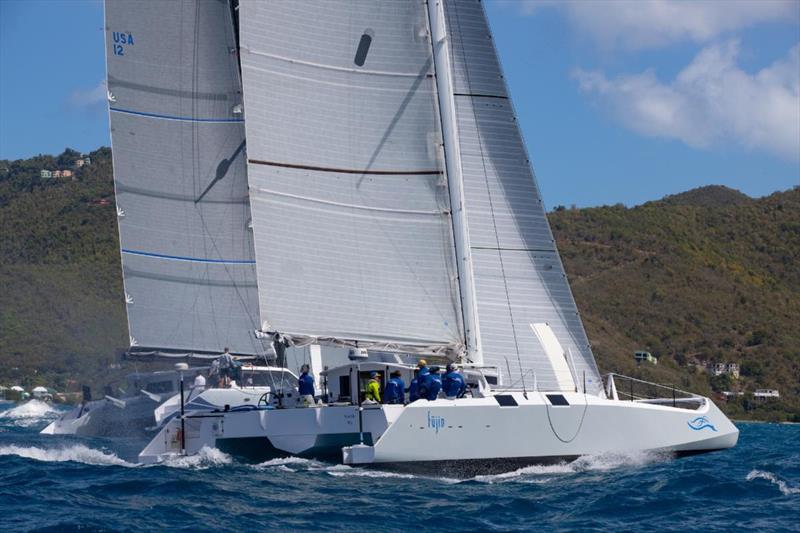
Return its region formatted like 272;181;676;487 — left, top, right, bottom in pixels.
409;360;430;402
442;363;466;399
365;371;382;403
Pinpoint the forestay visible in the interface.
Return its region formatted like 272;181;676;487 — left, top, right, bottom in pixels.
106;0;265;357
442;0;602;392
239;1;464;354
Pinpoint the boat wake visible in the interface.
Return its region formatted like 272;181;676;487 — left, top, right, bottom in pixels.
0;444;134;467
469;450;672;484
158;446;232;470
0;400;61;428
746;470;800;496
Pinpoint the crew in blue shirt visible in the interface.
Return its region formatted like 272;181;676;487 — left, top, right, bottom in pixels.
422;366;442;401
383;370;406;404
442;363;466;399
298;364;315;397
411;360;430;402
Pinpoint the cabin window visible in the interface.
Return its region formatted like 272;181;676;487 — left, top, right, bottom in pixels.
486;375;498;385
494;395;518;407
354;29;374;66
546;394;569;406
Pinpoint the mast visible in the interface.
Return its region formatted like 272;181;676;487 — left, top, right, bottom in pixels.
426;0;482;364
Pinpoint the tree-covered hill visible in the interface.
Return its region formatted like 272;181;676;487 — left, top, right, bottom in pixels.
0;149;797;419
550;185;799;421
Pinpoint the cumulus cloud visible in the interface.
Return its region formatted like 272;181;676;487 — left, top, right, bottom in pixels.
512;0;798;50
573;41;800;160
68;79;107;108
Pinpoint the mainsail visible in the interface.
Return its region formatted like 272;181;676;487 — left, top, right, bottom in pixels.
106;0;265;357
439;0;602;392
239;1;464;354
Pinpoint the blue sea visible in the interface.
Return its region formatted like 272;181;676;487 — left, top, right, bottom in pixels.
1;401;798;532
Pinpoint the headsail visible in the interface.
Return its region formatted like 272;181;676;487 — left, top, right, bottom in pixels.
440;0;602;392
106;0;265;357
239;1;464;355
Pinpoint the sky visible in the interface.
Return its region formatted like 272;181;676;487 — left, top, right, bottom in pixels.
0;0;798;208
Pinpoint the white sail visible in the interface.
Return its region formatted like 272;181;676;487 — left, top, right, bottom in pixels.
106;0;266;357
239;0;464;354
441;0;602;392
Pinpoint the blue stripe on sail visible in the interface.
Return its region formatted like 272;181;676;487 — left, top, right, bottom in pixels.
122;249;256;264
110;107;244;123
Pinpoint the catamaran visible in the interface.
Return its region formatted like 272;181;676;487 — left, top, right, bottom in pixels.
102;0;738;471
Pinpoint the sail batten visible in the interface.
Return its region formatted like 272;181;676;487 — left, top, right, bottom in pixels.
106;0;265;357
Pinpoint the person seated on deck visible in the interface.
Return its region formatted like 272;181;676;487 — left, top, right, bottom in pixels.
298;364;315;406
383;370;405;405
442;363;466;399
422;366;442;401
365;372;382;403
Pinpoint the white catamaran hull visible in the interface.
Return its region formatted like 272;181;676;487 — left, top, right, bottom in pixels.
139;392;737;474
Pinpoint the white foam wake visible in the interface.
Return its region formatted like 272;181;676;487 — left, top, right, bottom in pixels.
0;444;134;467
158;446;232;469
322;464;415;479
0;400;61;428
746;469;800;496
250;456;322;473
471;450;670;484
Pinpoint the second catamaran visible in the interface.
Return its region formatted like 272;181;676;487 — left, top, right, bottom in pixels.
127;0;738;470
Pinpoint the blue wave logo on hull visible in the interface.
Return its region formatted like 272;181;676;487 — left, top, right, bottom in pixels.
687;416;717;432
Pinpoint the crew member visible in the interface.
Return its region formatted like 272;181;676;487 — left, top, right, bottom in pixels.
423;366;442;401
218;347;234;387
442;363;466;399
383;370;405;404
193;370;206;393
208;358;220;388
298;364;315;406
365;371;382;403
272;332;289;368
408;359;430;403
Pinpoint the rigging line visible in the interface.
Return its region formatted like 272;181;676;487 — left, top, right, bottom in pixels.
544;392;589;443
452;1;525;374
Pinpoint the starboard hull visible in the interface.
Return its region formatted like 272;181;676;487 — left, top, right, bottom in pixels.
138;391;738;475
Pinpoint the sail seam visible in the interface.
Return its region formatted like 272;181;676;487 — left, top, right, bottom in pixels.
453;92;508;99
248;158;442;176
471;246;557;253
110;107;244;123
250;187;447;217
241;45;430;78
121;249;256;264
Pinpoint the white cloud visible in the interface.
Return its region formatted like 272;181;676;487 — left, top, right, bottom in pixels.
512;0;798;50
574;41;800;160
68;80;106;108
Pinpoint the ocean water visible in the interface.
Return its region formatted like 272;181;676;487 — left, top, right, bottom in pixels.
1;402;798;532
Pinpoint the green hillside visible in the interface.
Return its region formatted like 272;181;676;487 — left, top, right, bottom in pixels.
0;149;797;420
551;186;800;421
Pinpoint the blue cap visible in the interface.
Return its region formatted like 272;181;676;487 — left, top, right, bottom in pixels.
370;371;378;378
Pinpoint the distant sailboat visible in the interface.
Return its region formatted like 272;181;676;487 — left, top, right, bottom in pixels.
136;0;737;470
